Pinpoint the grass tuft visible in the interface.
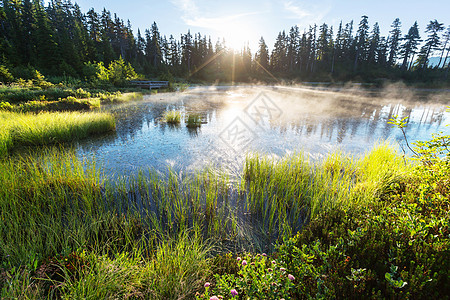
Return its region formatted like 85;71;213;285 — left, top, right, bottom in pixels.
163;110;182;124
186;113;202;128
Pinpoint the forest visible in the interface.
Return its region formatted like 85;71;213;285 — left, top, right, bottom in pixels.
1;0;450;84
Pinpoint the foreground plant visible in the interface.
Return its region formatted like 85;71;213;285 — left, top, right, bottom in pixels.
199;254;295;300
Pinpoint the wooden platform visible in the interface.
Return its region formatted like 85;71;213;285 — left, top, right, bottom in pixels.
129;80;169;89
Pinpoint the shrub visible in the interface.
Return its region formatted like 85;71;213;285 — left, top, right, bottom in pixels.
74;88;91;99
93;57;137;86
0;65;14;83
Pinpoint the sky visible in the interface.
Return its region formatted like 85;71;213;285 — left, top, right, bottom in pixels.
46;0;450;52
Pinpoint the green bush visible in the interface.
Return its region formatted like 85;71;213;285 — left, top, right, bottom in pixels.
0;65;14;83
93;57;137;86
74;88;91;99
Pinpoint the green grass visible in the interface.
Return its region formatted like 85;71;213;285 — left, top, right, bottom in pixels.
186;113;202;128
0;143;447;298
0;84;144;113
163;110;182;124
98;91;144;104
0;111;115;155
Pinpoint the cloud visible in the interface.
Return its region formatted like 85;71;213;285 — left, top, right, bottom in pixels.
171;0;199;16
171;0;263;31
185;12;262;31
282;0;331;27
283;1;312;19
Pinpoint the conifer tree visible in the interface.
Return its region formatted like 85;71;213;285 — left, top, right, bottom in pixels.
388;18;402;65
399;22;421;70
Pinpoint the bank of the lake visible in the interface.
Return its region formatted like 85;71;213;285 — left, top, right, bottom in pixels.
0;111;115;156
0;141;448;299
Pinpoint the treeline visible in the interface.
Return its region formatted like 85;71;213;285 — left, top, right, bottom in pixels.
1;0;450;83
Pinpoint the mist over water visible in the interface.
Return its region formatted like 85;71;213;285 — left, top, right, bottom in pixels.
75;85;449;178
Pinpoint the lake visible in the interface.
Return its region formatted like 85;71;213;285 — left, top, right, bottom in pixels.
75;85;450;178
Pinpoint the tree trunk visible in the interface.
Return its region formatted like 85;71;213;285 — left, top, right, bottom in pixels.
331;47;335;74
437;40;448;68
353;48;359;72
409;53;415;70
445;60;450;79
440;47;449;70
401;48;410;70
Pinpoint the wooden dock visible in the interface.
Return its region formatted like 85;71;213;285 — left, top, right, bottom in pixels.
129;80;169;89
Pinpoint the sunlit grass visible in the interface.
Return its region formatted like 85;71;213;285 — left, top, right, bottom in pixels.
0;111;115;155
0;143;419;298
163;110;182;124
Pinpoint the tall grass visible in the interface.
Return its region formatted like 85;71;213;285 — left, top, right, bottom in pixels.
0;144;414;298
0;111;115;155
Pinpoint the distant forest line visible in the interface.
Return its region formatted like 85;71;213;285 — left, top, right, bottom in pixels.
1;0;450;84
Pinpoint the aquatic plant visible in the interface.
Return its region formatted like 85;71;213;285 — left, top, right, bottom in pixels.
186;113;202;128
163;110;182;124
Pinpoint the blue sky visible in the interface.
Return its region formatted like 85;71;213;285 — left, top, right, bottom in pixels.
47;0;450;51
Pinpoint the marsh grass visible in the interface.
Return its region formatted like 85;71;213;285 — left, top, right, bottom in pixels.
99;92;143;104
0;144;416;298
186;113;202;128
0;85;144;113
0;111;115;155
163;110;182;124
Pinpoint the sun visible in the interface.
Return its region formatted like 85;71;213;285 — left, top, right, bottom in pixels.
216;21;254;51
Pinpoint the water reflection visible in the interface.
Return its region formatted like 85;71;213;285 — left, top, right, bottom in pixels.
76;86;449;178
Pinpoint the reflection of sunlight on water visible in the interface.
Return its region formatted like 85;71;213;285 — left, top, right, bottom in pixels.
226;91;246;98
165;159;176;168
76;86;450;178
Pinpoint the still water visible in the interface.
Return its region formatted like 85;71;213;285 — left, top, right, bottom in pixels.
75;86;449;177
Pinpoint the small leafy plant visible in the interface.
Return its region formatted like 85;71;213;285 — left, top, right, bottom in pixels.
198;254;295;300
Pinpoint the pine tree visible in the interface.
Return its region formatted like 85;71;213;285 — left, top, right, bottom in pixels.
399;22;421;70
31;0;60;72
287;26;299;72
388;18;402;65
368;22;380;64
436;25;449;68
255;36;269;73
317;23;332;69
417;19;444;69
354;16;369;71
270;31;287;72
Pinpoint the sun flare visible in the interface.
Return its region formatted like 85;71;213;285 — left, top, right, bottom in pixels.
217;21;254;50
